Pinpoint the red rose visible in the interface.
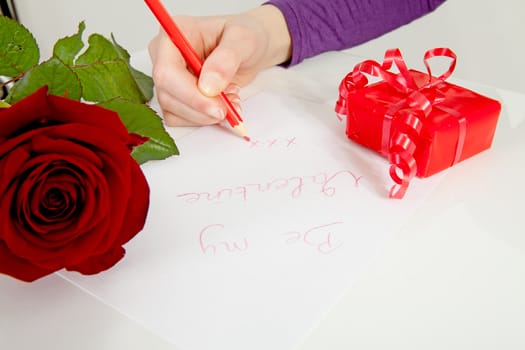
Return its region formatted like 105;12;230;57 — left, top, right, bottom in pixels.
0;87;150;282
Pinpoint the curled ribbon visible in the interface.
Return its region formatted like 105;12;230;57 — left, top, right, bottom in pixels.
336;48;466;199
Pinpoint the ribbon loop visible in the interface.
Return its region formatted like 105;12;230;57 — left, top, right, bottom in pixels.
423;47;457;84
336;48;463;199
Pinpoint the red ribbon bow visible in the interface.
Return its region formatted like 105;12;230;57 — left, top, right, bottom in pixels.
336;48;466;199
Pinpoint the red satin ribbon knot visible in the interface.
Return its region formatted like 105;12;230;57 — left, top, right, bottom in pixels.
336;48;467;199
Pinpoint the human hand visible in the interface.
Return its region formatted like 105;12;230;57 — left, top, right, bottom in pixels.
148;5;292;126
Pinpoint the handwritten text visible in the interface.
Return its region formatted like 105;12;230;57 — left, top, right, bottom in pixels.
177;169;363;205
283;222;344;254
198;224;249;255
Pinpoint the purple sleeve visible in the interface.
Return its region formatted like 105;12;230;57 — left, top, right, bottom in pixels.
265;0;447;66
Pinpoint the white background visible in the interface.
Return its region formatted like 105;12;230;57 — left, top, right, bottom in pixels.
3;1;525;350
14;0;525;93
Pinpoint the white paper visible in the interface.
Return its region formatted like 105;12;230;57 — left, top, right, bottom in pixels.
61;92;442;350
298;203;525;350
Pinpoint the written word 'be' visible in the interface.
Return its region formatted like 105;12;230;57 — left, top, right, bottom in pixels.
283;222;344;254
249;137;297;149
199;224;248;255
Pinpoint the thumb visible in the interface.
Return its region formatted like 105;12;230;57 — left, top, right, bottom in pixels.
198;35;248;97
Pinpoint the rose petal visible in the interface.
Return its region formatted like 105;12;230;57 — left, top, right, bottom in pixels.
0;87;150;280
29;132;104;169
19;163;83;235
114;158;150;245
0;184;75;270
30;177;78;226
48;93;129;143
64;159;149;274
14;155;106;239
1;153;112;270
0;239;56;282
0;87;53;138
0;144;32;195
64;152;130;260
0;87;129;145
65;246;125;275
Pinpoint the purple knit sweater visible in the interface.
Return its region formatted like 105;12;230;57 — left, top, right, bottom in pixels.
265;0;447;65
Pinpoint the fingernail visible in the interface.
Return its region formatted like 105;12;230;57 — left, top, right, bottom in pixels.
224;84;241;95
231;100;242;114
199;73;223;97
206;107;225;120
225;92;241;105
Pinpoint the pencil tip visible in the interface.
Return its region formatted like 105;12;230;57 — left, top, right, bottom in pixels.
233;123;250;141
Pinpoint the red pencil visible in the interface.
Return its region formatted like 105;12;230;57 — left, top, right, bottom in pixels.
144;0;250;141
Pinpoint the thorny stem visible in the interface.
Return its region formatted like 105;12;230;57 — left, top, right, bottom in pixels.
0;73;23;89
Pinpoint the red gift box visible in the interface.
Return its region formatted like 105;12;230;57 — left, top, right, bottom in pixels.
335;48;501;199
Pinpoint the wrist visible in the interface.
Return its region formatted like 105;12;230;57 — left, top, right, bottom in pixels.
246;5;292;66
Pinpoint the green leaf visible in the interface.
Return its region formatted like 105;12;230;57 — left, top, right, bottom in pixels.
76;33;120;62
73;34;151;103
73;59;142;102
110;34;153;101
129;67;154;101
0;100;10;108
0;16;39;77
6;56;82;103
53;21;86;65
98;98;178;164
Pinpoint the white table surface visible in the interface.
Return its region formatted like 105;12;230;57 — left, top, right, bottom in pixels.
1;50;524;350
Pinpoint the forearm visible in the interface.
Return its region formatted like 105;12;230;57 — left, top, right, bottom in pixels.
244;4;293;67
266;0;447;65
